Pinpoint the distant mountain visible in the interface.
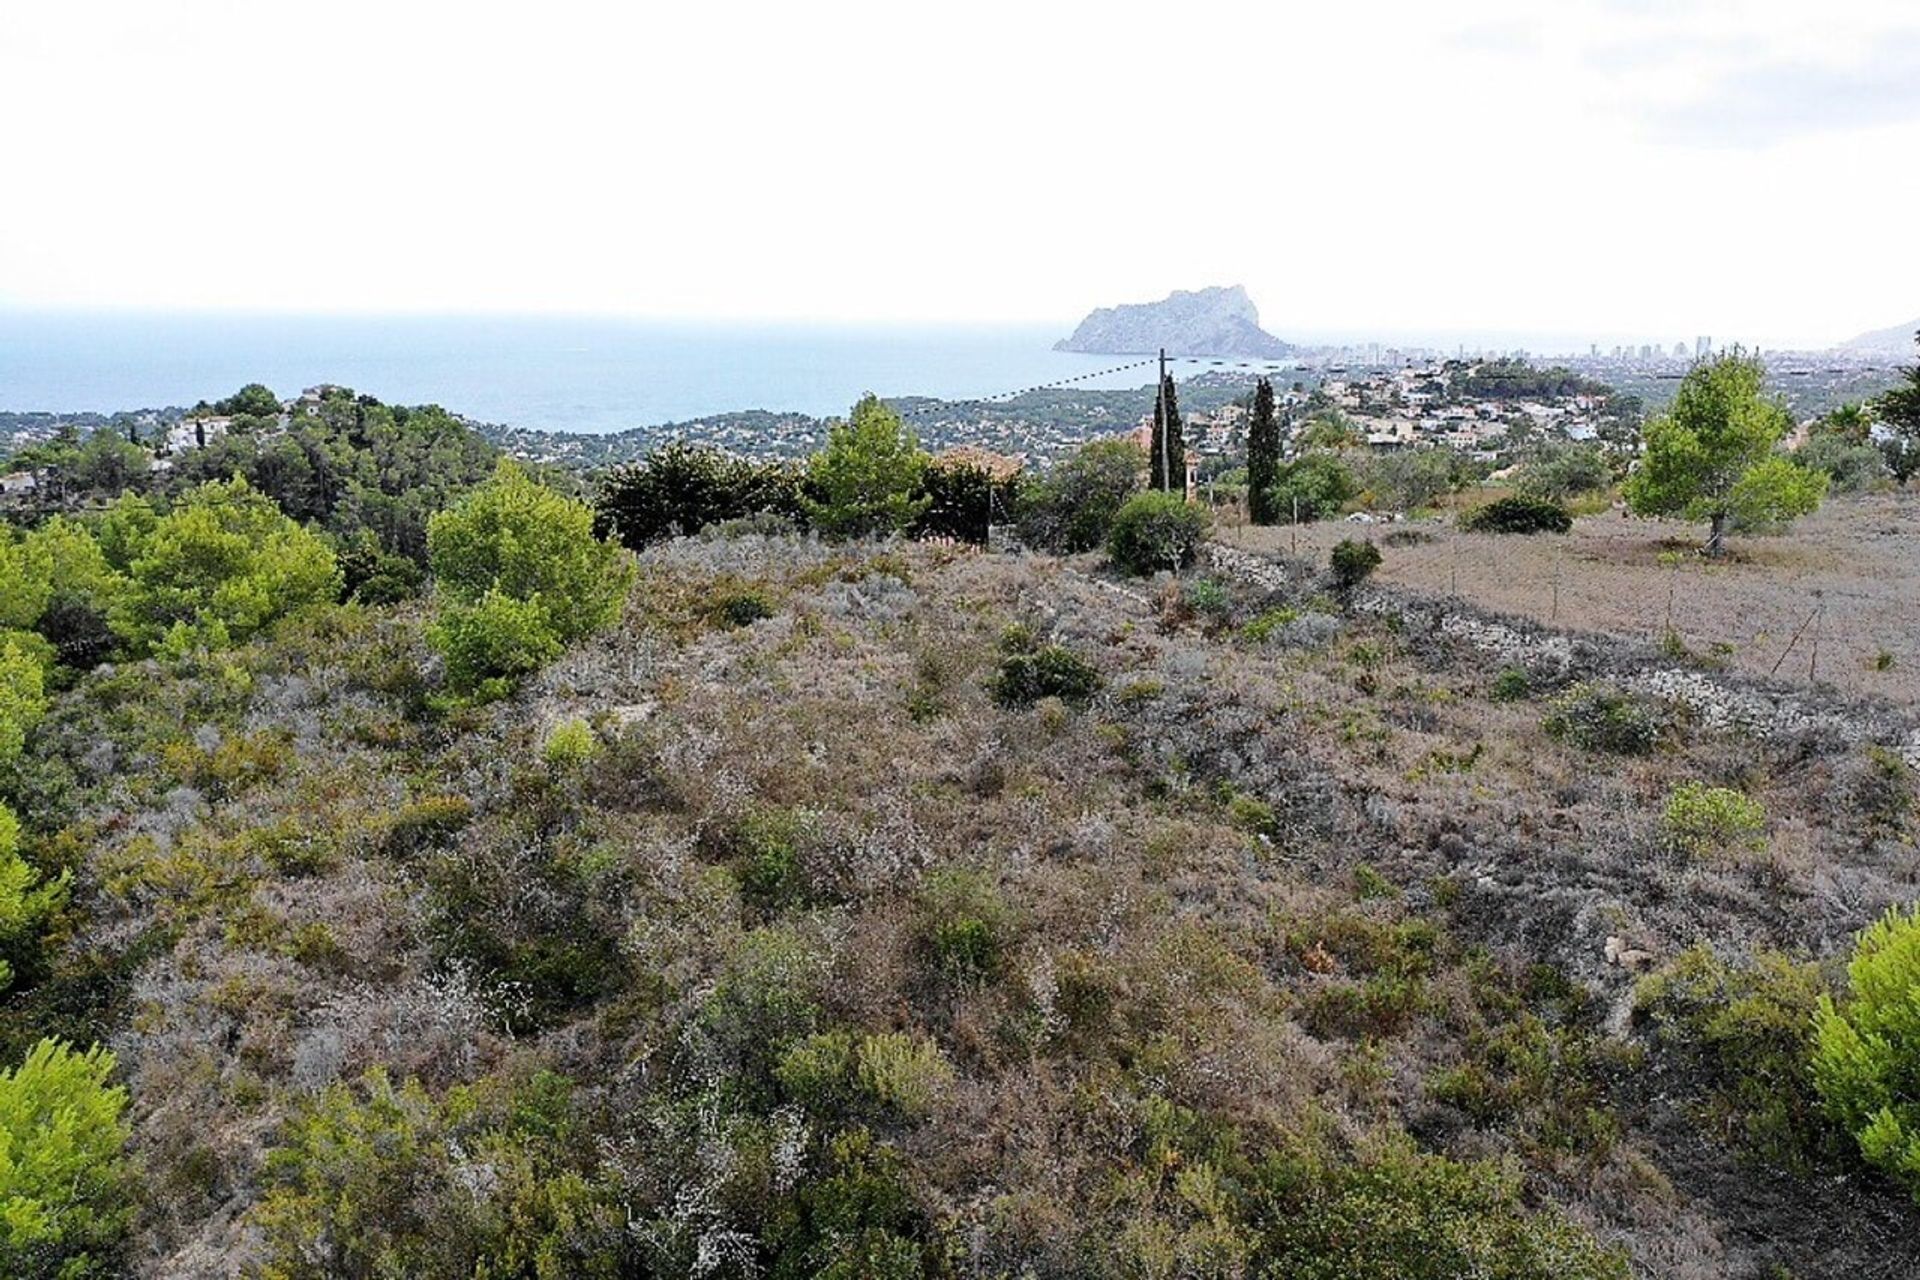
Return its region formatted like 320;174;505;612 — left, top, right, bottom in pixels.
1055;285;1295;359
1839;317;1920;356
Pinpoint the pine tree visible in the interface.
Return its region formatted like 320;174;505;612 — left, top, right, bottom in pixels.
1247;377;1279;524
1149;374;1185;493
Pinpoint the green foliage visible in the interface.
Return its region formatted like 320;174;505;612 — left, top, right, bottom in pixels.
1014;439;1144;552
919;868;1010;985
1795;433;1891;494
428;589;565;699
853;1032;954;1119
1328;538;1381;591
1490;667;1533;702
1355;448;1470;512
0;1039;132;1278
1247;1132;1629;1279
0;641;47;770
912;457;1020;545
1874;336;1920;483
427;461;631;692
215;382;282;418
594;443;804;549
111;477;341;656
1813;903;1920;1197
1461;495;1573;535
1513;443;1613;503
1624;352;1824;551
1268;453;1357;523
254;1067;627;1280
1661;783;1766;860
1147;374;1185;493
1108;491;1207;576
0;804;68;994
1247;378;1281;524
802;395;931;539
542;718;597;770
1637;945;1840;1173
989;626;1101;708
1542;682;1666;755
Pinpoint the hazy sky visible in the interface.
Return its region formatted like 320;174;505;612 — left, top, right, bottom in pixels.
3;0;1916;347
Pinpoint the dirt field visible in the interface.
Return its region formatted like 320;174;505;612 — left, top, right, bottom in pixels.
1222;492;1920;706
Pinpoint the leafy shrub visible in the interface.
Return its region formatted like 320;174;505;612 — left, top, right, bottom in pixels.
1015;439;1143;552
0;1039;132;1278
1247;1132;1629;1279
989;627;1101;708
110;477;341;656
912;457;1021;545
1490;667;1532;701
1513;443;1613;503
1268;453;1357;523
0;804;66;993
253;1067;627;1279
0;640;47;770
1813;903;1920;1196
1795;434;1891;494
1637;945;1840;1173
1328;538;1381;591
802;395;931;539
1848;745;1913;836
543;718;598;769
1661;783;1766;860
919;868;1010;984
1461;495;1573;535
429;459;631;647
595;443;804;549
1107;492;1207;576
1542;682;1666;755
854;1033;954;1120
713;589;775;628
428;588;564;698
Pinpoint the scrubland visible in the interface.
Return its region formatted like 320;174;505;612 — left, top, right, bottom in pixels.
12;522;1920;1277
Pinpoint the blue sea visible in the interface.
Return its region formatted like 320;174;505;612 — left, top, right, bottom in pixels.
0;311;1171;433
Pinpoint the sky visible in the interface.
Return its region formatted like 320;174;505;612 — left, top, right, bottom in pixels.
2;0;1916;349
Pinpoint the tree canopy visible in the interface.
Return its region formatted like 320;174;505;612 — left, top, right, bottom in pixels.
801;395;930;539
1624;352;1826;554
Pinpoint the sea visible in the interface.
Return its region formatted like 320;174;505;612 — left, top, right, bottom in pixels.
0;310;1178;433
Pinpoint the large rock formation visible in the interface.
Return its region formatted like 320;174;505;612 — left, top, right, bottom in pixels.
1055;285;1294;358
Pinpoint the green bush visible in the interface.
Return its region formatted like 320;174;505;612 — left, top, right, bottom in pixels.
1490;667;1532;702
428;588;564;698
1661;783;1766;860
1268;453;1358;523
1461;495;1573;535
1542;682;1666;755
254;1067;627;1279
1015;439;1144;552
1107;492;1208;576
0;1039;132;1278
1637;945;1840;1173
1813;903;1920;1197
1328;538;1382;591
802;395;931;540
989;627;1101;708
594;443;804;549
0;639;47;770
1247;1132;1628;1279
110;477;341;656
542;718;598;769
919;868;1011;984
0;803;67;993
428;459;632;647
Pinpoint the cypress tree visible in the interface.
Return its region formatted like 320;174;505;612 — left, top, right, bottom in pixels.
1247;377;1279;524
1149;374;1186;493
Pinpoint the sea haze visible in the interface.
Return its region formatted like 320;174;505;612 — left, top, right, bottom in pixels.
0;310;1165;432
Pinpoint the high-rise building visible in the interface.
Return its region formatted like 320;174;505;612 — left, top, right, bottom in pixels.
1695;335;1711;358
1672;342;1688;359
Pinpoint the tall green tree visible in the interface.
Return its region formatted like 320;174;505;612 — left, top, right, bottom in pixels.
1148;374;1185;493
0;1039;132;1276
1246;378;1280;524
1876;334;1920;485
802;395;930;539
1624;351;1826;556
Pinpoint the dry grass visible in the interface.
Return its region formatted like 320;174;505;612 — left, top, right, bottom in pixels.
1224;492;1920;705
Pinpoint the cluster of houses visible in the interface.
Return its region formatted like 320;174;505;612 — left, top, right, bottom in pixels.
0;386;347;502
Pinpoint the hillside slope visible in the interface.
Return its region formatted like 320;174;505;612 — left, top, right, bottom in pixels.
9;533;1920;1276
